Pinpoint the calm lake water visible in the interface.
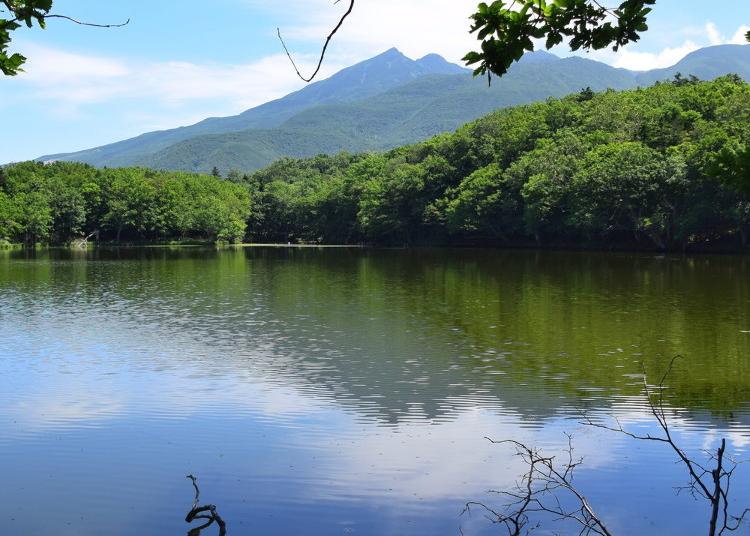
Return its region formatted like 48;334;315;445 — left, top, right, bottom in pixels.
1;247;750;535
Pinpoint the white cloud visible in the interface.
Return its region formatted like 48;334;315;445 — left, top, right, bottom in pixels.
572;22;749;71
611;41;702;71
248;0;480;64
706;22;750;46
13;42;347;124
730;25;750;44
706;22;724;46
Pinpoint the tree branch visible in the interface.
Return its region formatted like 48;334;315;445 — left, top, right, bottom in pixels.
185;475;227;536
44;14;129;28
277;0;354;83
472;356;750;535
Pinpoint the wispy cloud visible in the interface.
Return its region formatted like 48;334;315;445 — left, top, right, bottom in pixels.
11;8;748;118
11;42;346;123
249;0;480;64
574;22;749;71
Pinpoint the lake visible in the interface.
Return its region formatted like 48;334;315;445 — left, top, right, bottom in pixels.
1;247;749;535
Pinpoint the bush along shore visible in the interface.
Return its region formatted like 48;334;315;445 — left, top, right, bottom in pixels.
2;76;749;251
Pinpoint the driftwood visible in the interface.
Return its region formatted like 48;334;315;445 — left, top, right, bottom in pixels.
186;475;227;536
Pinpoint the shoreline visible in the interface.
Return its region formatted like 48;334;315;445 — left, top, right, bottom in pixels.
2;241;749;255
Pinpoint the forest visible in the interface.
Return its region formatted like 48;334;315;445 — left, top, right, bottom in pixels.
1;75;749;250
0;165;250;244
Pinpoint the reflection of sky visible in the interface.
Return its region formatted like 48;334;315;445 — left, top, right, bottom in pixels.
3;336;750;536
2;250;750;535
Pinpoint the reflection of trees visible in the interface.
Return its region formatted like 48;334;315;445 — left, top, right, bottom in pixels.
2;247;749;425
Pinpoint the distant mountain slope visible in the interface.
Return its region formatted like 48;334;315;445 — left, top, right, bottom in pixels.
39;48;466;167
140;57;640;173
40;44;750;173
636;44;750;85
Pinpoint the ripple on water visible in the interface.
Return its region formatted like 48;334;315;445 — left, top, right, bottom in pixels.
2;248;750;535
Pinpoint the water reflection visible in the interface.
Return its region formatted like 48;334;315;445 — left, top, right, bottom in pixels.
0;247;749;535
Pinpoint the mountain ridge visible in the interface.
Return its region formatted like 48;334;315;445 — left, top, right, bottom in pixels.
39;44;750;173
39;47;466;167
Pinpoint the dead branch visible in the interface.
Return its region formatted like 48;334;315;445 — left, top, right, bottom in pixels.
582;356;750;536
463;433;612;536
468;356;750;536
186;475;227;536
277;0;354;83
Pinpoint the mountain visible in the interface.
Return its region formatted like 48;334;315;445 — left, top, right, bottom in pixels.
139;57;638;173
635;44;750;85
39;44;750;173
39;48;467;168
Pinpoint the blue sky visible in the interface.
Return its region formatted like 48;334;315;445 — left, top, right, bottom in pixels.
1;0;749;163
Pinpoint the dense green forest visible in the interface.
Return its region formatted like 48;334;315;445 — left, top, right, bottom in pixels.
0;165;250;244
2;76;749;249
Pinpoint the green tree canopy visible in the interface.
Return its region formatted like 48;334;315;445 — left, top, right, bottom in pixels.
0;0;51;75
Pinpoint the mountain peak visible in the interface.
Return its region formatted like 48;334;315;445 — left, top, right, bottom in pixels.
417;53;447;62
416;53;468;74
381;47;405;57
518;50;560;64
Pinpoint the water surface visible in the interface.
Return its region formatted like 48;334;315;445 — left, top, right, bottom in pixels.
1;247;749;535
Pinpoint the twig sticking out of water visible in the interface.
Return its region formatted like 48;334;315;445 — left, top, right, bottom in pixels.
186;475;227;536
463;356;750;536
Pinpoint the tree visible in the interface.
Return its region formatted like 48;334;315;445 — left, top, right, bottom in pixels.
0;190;19;239
443;163;523;241
15;190;51;244
49;179;86;242
464;0;659;81
567;142;677;248
357;159;427;245
0;0;127;75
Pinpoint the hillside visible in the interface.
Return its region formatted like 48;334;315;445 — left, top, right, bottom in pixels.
38;48;466;168
39;45;750;174
5;77;749;250
138;57;638;173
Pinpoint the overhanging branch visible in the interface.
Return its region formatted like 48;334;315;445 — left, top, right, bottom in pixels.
277;0;354;83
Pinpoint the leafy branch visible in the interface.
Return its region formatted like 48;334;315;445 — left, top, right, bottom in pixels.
0;0;128;75
280;1;750;84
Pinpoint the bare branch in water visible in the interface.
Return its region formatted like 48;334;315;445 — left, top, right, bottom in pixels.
464;356;750;536
186;475;227;536
462;433;612;536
